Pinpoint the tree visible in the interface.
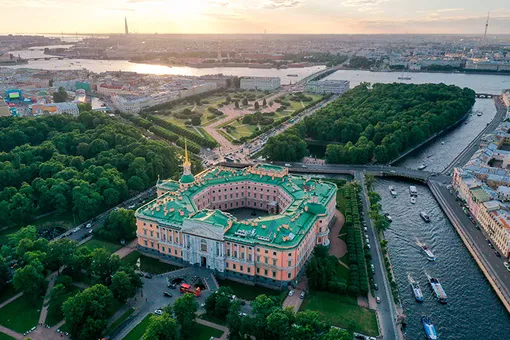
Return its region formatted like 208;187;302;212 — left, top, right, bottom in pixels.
53;87;69;103
234;100;239;109
143;314;179;340
13;261;45;299
226;300;242;340
110;270;142;303
191;116;201;126
266;308;294;340
47;238;77;274
62;284;113;340
90;248;121;285
292;310;329;339
320;327;351;340
263;133;308;162
242;98;248;106
0;256;11;292
68;246;92;276
263;98;267;106
173;293;198;338
77;103;92;113
98;208;136;242
254;101;260;110
127;175;145;191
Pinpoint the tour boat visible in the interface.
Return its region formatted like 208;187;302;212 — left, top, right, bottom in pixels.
420;211;431;222
389;185;397;197
409;186;418;196
409;274;424;302
411;197;416;204
422;244;436;261
427;274;448;304
422;316;438;339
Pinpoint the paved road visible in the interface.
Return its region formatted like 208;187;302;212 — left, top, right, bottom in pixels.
355;172;399;340
60;187;156;243
430;181;510;309
443;96;508;174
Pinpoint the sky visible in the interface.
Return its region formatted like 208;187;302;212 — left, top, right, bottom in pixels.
1;0;510;35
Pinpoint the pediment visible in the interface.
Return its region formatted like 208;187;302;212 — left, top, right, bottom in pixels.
182;219;224;240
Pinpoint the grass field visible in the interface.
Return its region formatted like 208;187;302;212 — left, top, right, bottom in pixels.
123;314;153;340
45;286;82;327
301;291;378;336
80;238;123;254
217;279;280;301
226;120;259;140
0;284;17;305
190;322;224;339
0;292;44;333
121;251;179;274
0;332;14;340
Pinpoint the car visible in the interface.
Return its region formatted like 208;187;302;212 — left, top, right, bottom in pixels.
504;262;509;269
168;283;177;289
284;164;291;167
300;291;305;299
390;170;396;174
163;292;173;297
365;238;370;244
88;229;93;234
489;243;495;249
507;266;510;273
366;244;371;249
73;227;80;232
301;164;307;168
364;227;368;232
145;273;153;279
495;251;501;257
200;303;206;308
376;297;381;304
239;312;247;317
154;309;163;315
288;290;295;297
354;334;365;340
374;284;378;290
370;264;375;274
85;223;92;228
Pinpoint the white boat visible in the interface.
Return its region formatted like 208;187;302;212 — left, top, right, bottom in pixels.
422;244;436;261
389;185;397;197
420;211;431;222
418;164;427;170
411;197;416;204
384;213;393;222
409;186;418;196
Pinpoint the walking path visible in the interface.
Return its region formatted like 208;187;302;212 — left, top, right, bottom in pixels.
328;210;347;258
113;239;138;259
196;318;229;340
39;273;58;325
0;325;23;339
0;292;23;309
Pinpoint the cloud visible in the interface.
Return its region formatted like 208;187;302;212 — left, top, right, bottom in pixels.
341;0;388;10
262;0;303;9
209;0;229;7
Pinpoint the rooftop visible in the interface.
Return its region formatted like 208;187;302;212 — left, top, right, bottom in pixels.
137;164;336;249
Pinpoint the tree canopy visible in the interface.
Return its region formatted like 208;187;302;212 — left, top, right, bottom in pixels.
264;83;475;163
0;112;182;230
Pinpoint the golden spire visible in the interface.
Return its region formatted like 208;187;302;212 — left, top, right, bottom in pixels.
183;140;191;167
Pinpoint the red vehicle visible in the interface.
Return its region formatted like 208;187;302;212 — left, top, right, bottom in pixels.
179;283;201;297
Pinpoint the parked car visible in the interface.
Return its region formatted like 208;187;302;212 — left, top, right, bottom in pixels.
300;291;305;299
504;262;509;269
145;273;153;279
163;292;173;298
167;283;177;289
370;264;375;274
288;290;294;297
374;284;378;290
376;297;381;304
85;223;92;229
154;309;163;315
239;312;247;317
495;251;501;257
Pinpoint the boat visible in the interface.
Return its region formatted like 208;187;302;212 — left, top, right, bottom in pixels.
441;141;445;145
420;211;431;222
389;185;397;197
384;213;393;222
476;111;483;116
427;274;448;304
398;76;412;80
418;164;427;170
411;197;416;204
422;244;436;261
421;316;438;339
409;186;418;196
409;274;424;302
287;74;298;77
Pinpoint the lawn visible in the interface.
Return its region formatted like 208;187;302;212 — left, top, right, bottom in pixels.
104;307;135;336
217;279;280;301
121;251;180;274
80;238;123;254
225;120;259;140
0;284;17;305
0;292;44;333
45;286;82;327
189;322;224;340
300;291;379;337
0;332;14;340
199;313;227;326
124;314;152;340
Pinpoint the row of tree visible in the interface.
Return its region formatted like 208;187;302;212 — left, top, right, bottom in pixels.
264;83;475;163
306;246;347;294
0;112;182;228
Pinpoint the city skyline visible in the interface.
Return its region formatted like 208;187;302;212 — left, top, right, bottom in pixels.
1;0;510;35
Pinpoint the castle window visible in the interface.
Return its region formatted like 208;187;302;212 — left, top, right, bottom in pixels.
201;239;207;252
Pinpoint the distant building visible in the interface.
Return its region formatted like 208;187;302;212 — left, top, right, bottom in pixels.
0;99;10;116
305;80;350;95
240;77;280;91
31;102;79;117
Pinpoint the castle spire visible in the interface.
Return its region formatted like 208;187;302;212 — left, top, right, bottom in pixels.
183;140;191;167
180;140;194;185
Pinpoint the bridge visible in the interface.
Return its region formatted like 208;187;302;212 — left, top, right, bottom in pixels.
475;93;496;98
25;56;70;61
219;162;451;184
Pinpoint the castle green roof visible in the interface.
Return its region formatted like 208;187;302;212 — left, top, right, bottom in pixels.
137;164;337;249
180;173;195;184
